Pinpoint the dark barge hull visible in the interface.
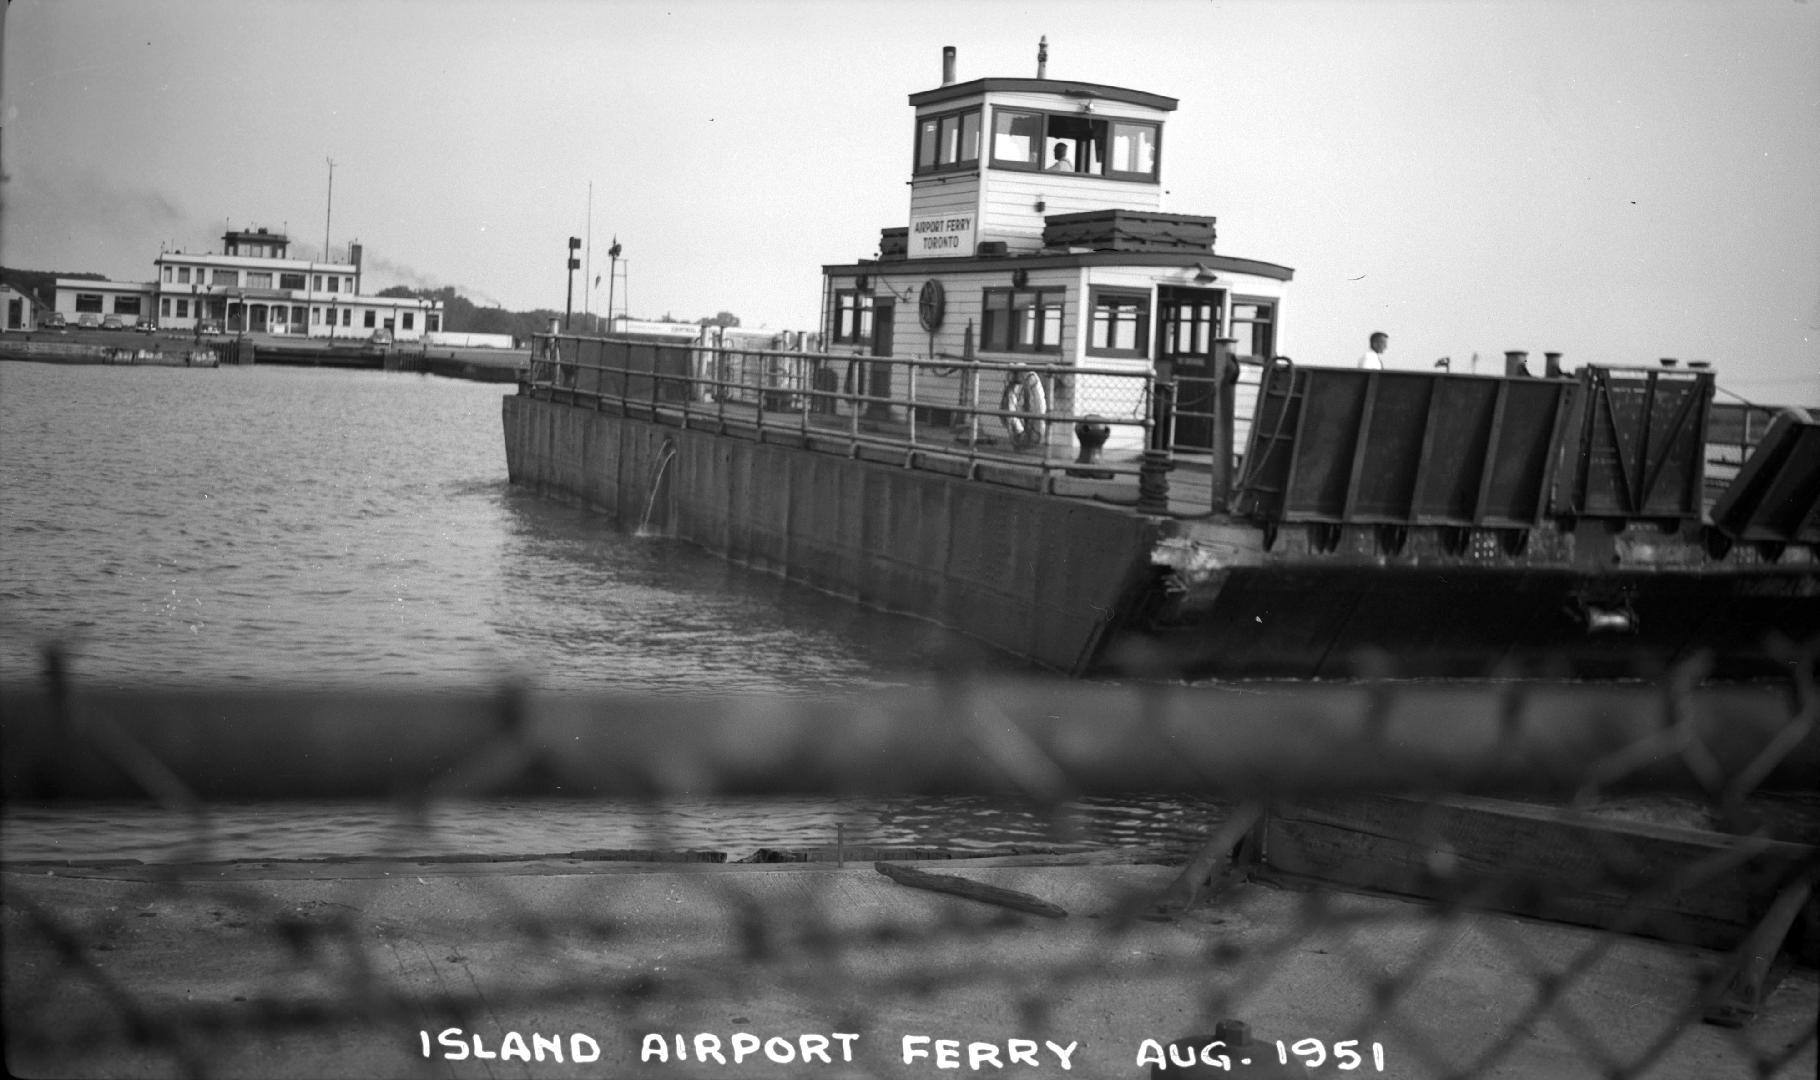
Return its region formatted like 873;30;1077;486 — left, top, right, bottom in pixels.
1118;560;1820;680
504;385;1819;681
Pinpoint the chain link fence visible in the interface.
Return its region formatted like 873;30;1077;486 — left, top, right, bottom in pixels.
4;640;1817;1079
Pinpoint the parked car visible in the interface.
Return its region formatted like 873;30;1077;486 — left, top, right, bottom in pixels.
370;328;394;346
135;318;158;333
42;312;68;331
101;315;127;331
77;313;101;329
198;321;223;337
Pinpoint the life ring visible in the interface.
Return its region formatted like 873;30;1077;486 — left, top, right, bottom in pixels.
999;369;1048;448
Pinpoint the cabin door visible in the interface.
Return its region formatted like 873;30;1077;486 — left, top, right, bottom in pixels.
1156;287;1225;450
866;298;896;420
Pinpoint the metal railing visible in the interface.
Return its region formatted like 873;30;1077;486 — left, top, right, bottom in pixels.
525;333;1165;494
3;640;1817;1078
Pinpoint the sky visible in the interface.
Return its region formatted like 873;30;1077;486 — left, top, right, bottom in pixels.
2;0;1815;403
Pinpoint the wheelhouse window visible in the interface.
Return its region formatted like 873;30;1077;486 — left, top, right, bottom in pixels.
1229;296;1277;360
990;108;1160;182
831;289;874;345
914;107;981;174
1086;288;1150;358
981;286;1064;354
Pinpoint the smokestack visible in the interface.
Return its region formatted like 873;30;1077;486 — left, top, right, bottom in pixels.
942;46;956;86
1037;36;1048;79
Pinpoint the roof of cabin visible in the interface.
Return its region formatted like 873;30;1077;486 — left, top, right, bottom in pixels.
823;250;1293;281
909;78;1177;112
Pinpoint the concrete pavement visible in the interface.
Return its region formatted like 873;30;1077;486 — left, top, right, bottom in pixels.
4;856;1814;1079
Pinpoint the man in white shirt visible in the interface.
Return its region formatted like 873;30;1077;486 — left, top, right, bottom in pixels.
1357;331;1389;370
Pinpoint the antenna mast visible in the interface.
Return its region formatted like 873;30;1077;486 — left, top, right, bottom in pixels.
323;158;335;262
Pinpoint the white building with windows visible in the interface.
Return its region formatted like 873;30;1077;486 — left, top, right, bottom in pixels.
152;227;440;340
48;227;442;341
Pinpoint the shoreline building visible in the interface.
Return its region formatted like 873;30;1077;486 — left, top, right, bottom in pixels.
49;227;442;341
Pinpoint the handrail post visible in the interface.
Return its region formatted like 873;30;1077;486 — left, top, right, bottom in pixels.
907;360;918;446
1210;338;1239;514
1138;381;1176;514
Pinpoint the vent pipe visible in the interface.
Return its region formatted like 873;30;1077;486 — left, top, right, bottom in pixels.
1036;36;1048;78
942;46;955;86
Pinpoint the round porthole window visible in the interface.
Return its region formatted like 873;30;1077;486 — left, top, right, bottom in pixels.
918;279;945;331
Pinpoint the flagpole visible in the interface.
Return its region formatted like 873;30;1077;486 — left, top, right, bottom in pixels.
583;182;593;330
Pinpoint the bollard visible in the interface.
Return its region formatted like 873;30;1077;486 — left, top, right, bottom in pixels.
1069;417;1113;478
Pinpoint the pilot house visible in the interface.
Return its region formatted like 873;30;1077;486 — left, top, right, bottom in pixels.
821;42;1294;453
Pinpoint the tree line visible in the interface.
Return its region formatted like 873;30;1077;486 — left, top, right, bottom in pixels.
374;286;738;340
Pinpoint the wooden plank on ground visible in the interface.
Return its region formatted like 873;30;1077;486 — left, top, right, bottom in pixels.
874;861;1068;919
1257;794;1815;956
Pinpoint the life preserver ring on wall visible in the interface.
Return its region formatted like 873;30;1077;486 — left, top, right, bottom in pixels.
999;369;1048;448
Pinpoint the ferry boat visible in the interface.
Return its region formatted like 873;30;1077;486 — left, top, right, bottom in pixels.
503;43;1819;679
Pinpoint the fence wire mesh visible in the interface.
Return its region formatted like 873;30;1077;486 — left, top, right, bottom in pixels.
3;640;1817;1080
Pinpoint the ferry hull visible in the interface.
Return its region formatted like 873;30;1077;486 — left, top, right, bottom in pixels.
505;393;1818;680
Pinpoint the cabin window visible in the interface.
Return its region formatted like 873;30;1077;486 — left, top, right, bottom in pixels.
1107;122;1159;180
341;309;351;327
915;108;981;174
981;287;1064;354
328;276;341;292
162;267;173;283
75;294;104;313
364;310;377;328
177;267;192;284
428;314;441;333
831;289;874;344
113;296;142;316
161;298;172;317
991;109;1044;169
403;312;415;331
280;273;306;291
176;299;189;318
1086;288;1150;358
1229;296;1277;360
246;272;273;289
212;269;237;286
990;108;1160;182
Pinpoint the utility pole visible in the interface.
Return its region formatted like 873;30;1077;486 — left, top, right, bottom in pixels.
565;237;581;330
607;237;622;333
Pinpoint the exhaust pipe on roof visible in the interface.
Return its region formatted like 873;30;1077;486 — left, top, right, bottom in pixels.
942;46;956;86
